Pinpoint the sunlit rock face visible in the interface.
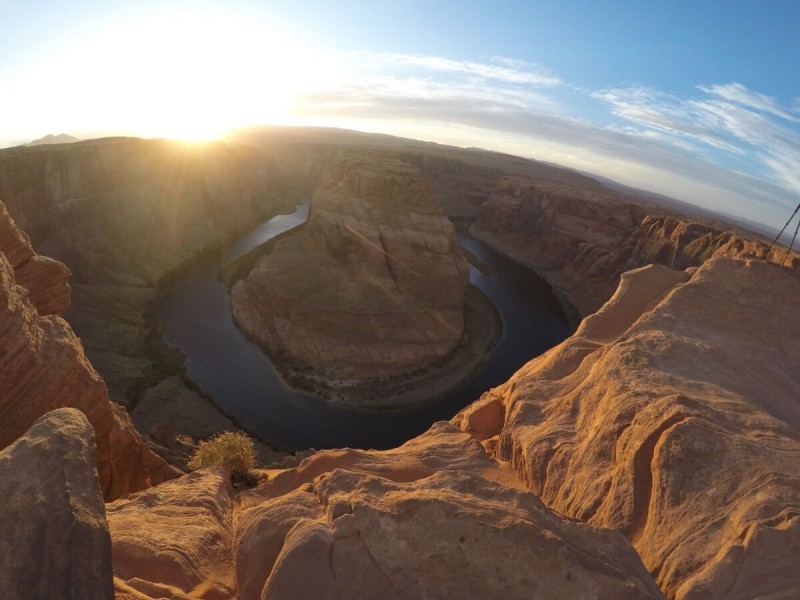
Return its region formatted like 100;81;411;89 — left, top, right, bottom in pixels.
108;423;665;600
0;202;178;500
231;155;469;381
457;258;800;599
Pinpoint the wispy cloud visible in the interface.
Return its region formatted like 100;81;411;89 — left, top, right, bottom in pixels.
377;53;563;87
591;83;800;195
290;58;800;229
699;83;800;123
591;87;745;154
296;75;562;114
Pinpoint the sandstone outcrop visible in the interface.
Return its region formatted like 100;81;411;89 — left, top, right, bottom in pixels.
457;258;800;599
231;155;469;385
0;203;178;499
0;201;70;315
0;408;114;600
107;422;664;599
473;175;798;315
108;468;237;600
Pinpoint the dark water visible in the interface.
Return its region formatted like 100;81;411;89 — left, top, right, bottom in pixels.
156;203;572;450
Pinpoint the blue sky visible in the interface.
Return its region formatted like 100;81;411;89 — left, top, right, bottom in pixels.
1;0;799;230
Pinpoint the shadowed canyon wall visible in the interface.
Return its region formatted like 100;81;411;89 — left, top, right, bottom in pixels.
0;138;294;404
473;174;797;315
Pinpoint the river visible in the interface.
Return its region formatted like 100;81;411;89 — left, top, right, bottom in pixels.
156;201;572;450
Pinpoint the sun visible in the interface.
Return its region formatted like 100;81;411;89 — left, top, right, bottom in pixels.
8;11;326;142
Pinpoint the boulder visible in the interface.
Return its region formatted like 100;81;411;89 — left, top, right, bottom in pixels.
0;408;113;600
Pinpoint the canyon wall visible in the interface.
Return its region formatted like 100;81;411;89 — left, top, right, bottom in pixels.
473;174;796;315
0;138;294;434
229;126;611;220
231;154;469;386
0;203;177;499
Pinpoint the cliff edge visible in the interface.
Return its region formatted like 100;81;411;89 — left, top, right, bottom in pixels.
0;202;178;500
457;257;800;599
473;174;797;315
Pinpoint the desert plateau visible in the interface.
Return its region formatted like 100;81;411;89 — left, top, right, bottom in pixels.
2;3;800;598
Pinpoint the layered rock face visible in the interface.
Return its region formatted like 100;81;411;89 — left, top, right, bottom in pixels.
0;408;114;599
457;257;800;599
474;175;796;315
231;156;469;381
107;423;664;599
0;202;71;315
474;175;641;314
0;203;177;499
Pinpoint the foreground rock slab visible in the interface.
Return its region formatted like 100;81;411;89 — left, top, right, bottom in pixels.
115;423;663;599
0;408;114;600
107;468;236;600
244;469;664;600
462;258;800;599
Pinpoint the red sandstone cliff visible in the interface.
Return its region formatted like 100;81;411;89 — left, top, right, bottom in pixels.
0;202;177;500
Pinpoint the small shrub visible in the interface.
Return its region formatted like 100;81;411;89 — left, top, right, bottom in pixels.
188;431;256;480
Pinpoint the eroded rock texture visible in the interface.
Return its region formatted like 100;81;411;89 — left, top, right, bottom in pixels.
0;203;177;500
108;468;236;600
0;202;71;315
458;258;800;599
0;408;114;600
474;175;796;315
231;155;469;381
108;423;664;599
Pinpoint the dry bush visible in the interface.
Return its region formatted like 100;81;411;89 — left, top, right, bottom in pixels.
188;431;256;480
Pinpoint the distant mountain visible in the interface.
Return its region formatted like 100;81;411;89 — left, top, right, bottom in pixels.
26;133;80;146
